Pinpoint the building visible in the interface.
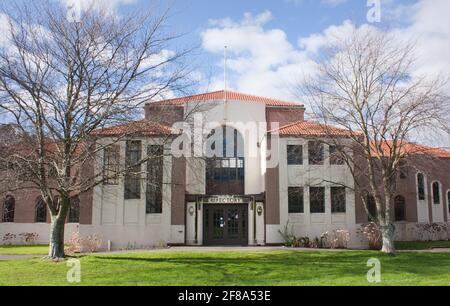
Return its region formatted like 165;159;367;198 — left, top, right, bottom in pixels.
1;90;450;248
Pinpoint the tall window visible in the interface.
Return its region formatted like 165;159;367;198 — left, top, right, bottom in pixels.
398;161;408;179
394;195;406;221
329;145;345;165
417;173;426;200
367;195;377;222
287;145;303;165
331;187;346;213
124;141;142;200
310;187;325;213
146;145;163;214
288;187;304;213
432;182;441;205
2;195;15;223
447;191;450;214
308;141;324;165
205;126;245;195
69;197;80;223
35;198;47;223
103;145;120;185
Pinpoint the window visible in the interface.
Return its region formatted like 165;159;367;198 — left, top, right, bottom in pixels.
146;145;163;214
124;141;142;200
205;126;245;195
394;195;406;221
35;198;47;223
69;197;80;223
2;195;15;222
447;191;450;214
103;145;120;185
310;187;325;213
367;195;377;222
398;161;408;179
417;173;425;200
329;145;345;165
331;187;346;213
288;187;304;213
287;145;303;165
308;141;324;165
432;182;441;205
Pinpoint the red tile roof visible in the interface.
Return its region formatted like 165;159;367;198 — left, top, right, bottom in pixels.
149;90;303;107
92;121;175;137
371;141;450;158
271;120;353;137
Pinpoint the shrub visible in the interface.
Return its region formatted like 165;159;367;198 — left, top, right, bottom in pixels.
414;223;449;241
2;233;16;245
359;223;382;250
18;232;39;245
321;230;350;249
278;223;297;247
66;232;102;254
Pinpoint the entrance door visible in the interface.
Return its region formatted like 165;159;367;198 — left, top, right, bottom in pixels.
203;205;248;246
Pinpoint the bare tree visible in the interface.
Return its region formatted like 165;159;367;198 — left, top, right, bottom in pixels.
301;27;449;254
0;1;194;259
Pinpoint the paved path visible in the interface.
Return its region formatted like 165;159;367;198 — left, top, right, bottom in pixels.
95;246;364;255
0;254;41;260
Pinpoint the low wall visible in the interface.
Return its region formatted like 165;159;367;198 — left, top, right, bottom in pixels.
0;223;81;245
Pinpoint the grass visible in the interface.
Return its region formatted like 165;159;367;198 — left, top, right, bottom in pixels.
395;240;450;250
0;245;48;255
0;249;449;286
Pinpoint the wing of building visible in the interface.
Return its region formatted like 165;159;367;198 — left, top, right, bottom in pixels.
1;90;450;249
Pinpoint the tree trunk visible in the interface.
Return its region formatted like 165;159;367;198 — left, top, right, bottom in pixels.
48;214;66;259
379;223;396;254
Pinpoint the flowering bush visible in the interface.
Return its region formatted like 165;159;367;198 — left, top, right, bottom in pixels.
321;230;350;249
66;232;102;254
359;223;382;250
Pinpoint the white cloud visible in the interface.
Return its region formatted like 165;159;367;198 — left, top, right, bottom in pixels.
201;1;450;98
320;0;348;7
0;14;11;47
61;0;136;16
396;0;450;79
201;11;317;101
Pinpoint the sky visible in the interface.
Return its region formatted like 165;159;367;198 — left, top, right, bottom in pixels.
1;0;449;145
3;0;449;102
95;0;449;103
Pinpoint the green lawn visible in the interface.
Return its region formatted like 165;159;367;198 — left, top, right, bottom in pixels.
0;250;449;286
0;245;48;255
395;240;450;250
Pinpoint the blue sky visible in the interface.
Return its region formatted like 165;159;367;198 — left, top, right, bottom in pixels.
112;0;446;101
1;0;449;145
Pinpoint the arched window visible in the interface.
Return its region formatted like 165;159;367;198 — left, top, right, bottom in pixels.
205;126;245;195
35;198;47;223
69;197;80;223
417;173;425;200
394;195;406;222
2;195;15;223
432;182;441;205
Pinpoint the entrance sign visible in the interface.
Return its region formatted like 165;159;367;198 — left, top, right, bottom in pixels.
202;195;251;204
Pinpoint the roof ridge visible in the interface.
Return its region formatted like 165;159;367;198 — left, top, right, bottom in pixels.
148;90;303;106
